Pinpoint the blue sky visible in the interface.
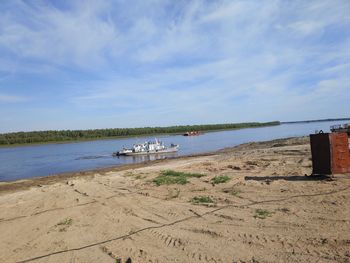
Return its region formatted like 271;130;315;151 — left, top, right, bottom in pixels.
0;0;349;132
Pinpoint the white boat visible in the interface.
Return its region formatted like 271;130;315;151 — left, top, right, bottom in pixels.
113;139;179;156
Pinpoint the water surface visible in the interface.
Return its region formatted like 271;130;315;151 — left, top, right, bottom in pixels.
0;121;348;181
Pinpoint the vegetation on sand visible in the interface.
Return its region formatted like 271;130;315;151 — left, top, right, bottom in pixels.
161;170;204;178
222;188;241;196
153;170;205;186
254;209;274;219
191;196;214;204
56;218;73;226
211;175;230;184
56;218;73;232
0;121;280;146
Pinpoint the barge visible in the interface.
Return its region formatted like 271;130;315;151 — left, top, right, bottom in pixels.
183;131;202;136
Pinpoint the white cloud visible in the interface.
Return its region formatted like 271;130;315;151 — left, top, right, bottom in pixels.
0;1;119;69
288;20;324;36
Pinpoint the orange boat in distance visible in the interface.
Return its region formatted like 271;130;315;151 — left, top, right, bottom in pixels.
183;131;203;136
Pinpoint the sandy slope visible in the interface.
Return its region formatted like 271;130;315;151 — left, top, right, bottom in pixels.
0;137;349;263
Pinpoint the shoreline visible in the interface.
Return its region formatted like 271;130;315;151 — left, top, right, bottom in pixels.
0;136;306;193
0;151;217;194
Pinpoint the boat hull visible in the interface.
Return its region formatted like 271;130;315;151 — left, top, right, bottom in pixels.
112;150;132;156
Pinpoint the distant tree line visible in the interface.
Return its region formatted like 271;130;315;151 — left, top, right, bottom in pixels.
0;121;280;146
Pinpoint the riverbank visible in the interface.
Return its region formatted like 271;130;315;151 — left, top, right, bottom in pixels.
0;126;275;149
1;136;349;263
0;121;280;148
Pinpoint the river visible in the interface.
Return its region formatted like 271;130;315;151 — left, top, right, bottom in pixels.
0;121;348;181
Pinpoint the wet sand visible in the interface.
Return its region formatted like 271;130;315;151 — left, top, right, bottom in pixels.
0;137;349;263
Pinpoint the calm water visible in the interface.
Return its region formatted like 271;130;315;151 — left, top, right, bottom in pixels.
0;121;348;181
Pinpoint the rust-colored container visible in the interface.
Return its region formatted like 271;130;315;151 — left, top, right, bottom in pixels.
310;132;350;175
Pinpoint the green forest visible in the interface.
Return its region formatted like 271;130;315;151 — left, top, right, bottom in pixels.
0;121;280;146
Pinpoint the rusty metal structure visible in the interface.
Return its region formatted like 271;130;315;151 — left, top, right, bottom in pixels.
330;123;350;135
310;132;350;175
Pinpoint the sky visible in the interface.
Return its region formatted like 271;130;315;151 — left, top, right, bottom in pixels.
0;0;349;133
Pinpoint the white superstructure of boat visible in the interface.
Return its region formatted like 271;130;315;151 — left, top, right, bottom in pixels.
113;139;179;156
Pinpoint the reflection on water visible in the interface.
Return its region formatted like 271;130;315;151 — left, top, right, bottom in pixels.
76;155;111;160
0;121;349;181
116;152;178;162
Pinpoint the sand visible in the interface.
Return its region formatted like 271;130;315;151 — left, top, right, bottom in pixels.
0;137;349;263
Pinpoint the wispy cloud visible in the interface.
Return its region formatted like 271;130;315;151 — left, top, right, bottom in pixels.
0;1;119;70
0;0;349;131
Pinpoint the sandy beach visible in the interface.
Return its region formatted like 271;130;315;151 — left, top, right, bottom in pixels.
0;137;349;263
